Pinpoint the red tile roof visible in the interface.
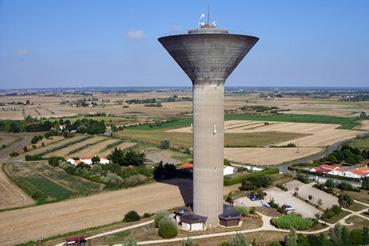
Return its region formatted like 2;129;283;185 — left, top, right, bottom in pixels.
177;163;193;169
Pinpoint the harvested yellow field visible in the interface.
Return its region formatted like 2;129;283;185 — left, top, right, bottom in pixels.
26;135;89;156
170;120;360;147
0;162;34;210
224;147;323;166
98;142;136;157
69;138;119;158
0;179;192;246
43;136;107;158
356;120;369;131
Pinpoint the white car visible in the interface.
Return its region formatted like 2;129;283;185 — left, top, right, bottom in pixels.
283;205;295;212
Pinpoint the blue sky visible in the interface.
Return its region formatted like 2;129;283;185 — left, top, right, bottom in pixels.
0;0;369;89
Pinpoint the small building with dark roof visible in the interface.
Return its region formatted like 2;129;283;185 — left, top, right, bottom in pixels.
218;205;242;227
180;214;207;231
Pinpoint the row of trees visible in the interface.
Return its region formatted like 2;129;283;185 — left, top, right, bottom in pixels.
323;144;368;164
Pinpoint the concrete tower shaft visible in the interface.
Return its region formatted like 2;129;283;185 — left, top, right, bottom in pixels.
159;27;258;226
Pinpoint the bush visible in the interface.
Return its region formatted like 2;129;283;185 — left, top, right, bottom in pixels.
240;173;272;190
142;212;153;218
123;210;141;222
48;156;65;167
338;193;353;208
325;179;335;188
158;217;178;239
122;237;138;246
337;181;359;192
296;173;309;184
154;210;169;228
182;238;198;246
271;214;314;230
25;154;43;161
321;205;342;220
234;206;249;217
159;139;170;149
231;233;248;246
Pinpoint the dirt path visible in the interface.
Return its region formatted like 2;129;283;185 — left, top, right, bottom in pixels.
0;179;192;246
0;162;34;210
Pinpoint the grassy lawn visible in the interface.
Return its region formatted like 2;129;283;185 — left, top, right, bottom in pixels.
323;210;351;224
345;215;369;230
348;202;369;212
342;190;369;204
121;130;305;148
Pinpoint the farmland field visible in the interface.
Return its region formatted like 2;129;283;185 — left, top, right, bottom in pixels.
26;135;90;156
69;138;119;158
224;147;323;165
121;130;305;148
43;136;107;158
5;161;103;202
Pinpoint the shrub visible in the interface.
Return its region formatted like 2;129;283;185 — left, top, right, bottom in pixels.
337;181;359;192
154;210;169;228
296;173;309;184
338;193;353;208
158;216;178;239
101;171;123;188
25;154;42;161
182;238;198;246
48;156;65;167
240;173;272;190
122;237;138;246
321;205;342;220
325;179;335;188
123;210;141;222
234;206;249;217
159;139;170;149
271;214;314;230
231;233;248;246
142;212;153;218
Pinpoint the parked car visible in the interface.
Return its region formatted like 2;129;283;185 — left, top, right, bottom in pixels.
248;194;259;201
281;204;295;212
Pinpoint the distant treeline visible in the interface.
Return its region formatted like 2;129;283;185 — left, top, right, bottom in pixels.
125;95;191;105
0;116;106;135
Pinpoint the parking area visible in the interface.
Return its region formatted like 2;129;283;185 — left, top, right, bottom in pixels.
284;180;338;210
264;186;321;218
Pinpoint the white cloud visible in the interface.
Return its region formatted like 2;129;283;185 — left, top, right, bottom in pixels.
127;30;145;40
16;49;33;56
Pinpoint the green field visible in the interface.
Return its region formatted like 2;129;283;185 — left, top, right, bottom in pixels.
127;113;360;131
5;161;102;203
121;130;305;148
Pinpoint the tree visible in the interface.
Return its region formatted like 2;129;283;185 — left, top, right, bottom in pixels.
154;210;169;228
158;216;178;239
318;198;323;207
362;178;369;190
329;224;343;246
325;179;335;188
338;193;353;208
160;139;170;149
350;229;363;245
231;233;248;246
123;210;140;222
240;174;272;190
91;155;100;164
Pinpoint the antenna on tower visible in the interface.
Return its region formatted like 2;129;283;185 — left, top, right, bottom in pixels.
207;4;210;25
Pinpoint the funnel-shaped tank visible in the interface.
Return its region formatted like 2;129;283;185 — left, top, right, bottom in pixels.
158;30;258;85
159;26;258;227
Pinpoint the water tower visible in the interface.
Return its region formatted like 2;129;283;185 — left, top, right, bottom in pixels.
158;16;258;226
